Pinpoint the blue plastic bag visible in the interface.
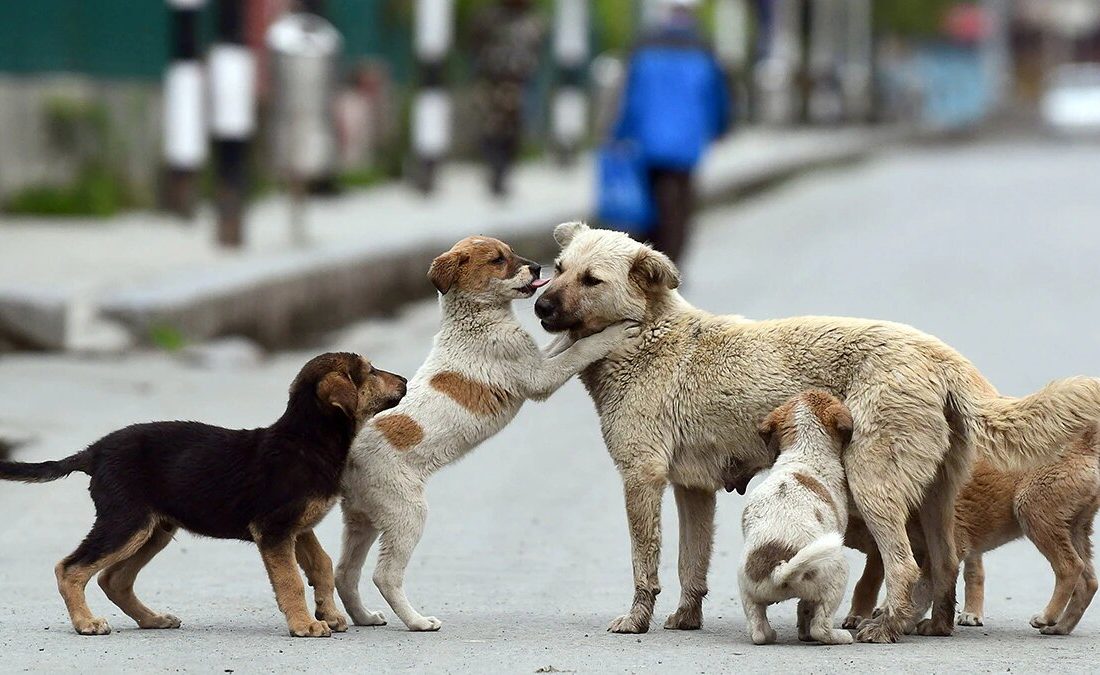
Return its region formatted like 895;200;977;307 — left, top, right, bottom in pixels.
596;141;655;236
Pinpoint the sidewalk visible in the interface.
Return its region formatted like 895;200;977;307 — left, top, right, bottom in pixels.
0;127;894;351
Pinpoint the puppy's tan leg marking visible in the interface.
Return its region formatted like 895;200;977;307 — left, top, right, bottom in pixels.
608;461;667;634
336;510;386;626
847;437;922;644
844;546;884;629
664;485;714;630
957;554;985;626
56;521;156;635
295;530;348;633
1042;503;1098;635
98;524;180;629
257;536;331;637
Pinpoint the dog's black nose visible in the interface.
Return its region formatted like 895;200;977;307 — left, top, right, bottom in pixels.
528;263;541;278
534;295;556;319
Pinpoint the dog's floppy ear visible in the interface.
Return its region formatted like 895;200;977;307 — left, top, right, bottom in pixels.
757;410;781;458
828;403;854;449
428;250;464;294
317;371;358;418
630;248;680;291
553;221;589;248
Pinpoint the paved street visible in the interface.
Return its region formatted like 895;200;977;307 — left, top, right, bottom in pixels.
2;137;1099;672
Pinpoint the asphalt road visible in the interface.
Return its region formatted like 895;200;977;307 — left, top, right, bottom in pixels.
2;137;1099;672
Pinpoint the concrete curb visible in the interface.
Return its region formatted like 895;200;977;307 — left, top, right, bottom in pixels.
9;128;899;351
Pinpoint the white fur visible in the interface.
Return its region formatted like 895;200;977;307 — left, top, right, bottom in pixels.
335;251;634;631
739;400;852;646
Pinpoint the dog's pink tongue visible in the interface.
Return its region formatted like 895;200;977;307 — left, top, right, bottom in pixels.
531;278;549;288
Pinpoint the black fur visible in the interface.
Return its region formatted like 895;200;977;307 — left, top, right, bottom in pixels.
0;352;405;632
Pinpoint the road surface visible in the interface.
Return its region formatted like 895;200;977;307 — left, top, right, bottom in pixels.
1;137;1099;672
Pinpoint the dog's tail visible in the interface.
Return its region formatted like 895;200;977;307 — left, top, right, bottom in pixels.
771;532;844;587
967;376;1100;471
0;449;92;484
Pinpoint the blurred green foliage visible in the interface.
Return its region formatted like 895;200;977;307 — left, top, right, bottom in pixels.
149;324;186;352
874;0;970;38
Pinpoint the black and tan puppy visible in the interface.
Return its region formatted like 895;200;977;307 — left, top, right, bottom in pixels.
0;352;406;638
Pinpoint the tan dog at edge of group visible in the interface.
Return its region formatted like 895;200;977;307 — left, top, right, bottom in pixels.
845;421;1100;636
533;220;1100;643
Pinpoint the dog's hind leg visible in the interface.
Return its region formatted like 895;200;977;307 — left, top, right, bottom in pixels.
98;523;180;629
1040;500;1098;635
56;514;156;635
843;546;883;629
296;530;348;632
1022;509;1085;631
957;553;985;626
740;585;776;645
807;559;854;645
336;509;386;626
373;503;440;631
847;437;923;643
664;485;715;630
797;599;817;641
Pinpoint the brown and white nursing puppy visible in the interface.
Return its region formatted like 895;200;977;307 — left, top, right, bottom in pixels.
739;391;853;645
335;236;635;631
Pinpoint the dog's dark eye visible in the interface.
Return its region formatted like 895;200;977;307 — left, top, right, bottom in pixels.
582;273;602;287
492;255;506;265
554;262;563;274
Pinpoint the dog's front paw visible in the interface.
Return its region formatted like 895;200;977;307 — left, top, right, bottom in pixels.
138;613;181;629
407;616;442;632
289;618;332;638
663;606;701;630
1040;624;1070;636
608;612;650;634
74;617;111;636
956;612;983;627
818;629;855;645
350;609;387;627
841;614;863;630
1030;613;1055;629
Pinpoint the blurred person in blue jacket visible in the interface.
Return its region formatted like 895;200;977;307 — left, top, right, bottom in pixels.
613;0;732;262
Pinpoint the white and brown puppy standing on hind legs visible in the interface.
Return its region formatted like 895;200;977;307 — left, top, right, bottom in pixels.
335;236;637;631
534;221;1100;643
739;390;854;646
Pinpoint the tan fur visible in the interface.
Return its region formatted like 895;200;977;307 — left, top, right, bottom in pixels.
97;524;180;629
255;535;331;638
793;472;840;522
295;531;347;632
373;414;424;450
845;424;1100;635
428;236;526;295
430;371;509;417
540;222;1099;642
56;521;157;635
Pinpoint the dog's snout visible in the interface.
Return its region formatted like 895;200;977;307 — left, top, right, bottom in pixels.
534;294;556;319
528;263;541;278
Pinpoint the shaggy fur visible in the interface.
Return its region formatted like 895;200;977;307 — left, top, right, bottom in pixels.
845;423;1100;636
336;237;635;631
739;391;854;646
535;222;1100;642
0;352;406;637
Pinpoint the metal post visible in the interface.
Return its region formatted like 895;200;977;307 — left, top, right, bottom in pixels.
755;0;803;125
209;0;256;248
163;0;206;218
807;0;844;124
713;0;752;116
840;0;873;122
412;0;454;194
552;0;589;165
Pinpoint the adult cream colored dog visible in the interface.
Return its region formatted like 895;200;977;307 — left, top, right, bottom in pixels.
533;221;1100;643
335;236;635;631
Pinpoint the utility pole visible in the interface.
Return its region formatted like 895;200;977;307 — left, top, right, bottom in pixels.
841;0;873;122
412;0;454;194
209;0;256;248
163;0;206;218
755;0;804;125
552;0;589;164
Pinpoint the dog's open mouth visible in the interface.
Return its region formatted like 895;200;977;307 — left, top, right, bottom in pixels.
517;278;549;296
